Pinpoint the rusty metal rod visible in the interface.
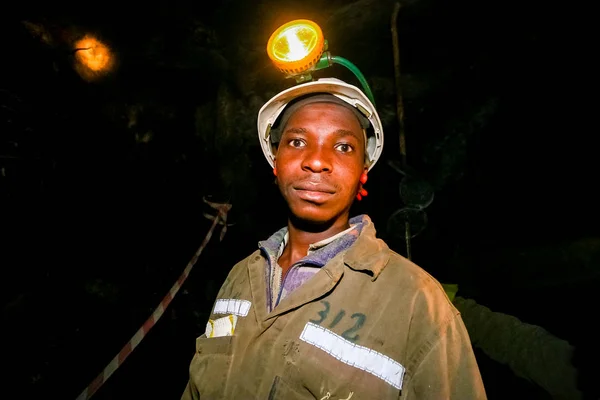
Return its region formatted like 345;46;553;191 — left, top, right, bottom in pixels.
391;2;412;260
391;2;407;169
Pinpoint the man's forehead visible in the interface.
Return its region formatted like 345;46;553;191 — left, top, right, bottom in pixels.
277;94;369;129
284;103;363;130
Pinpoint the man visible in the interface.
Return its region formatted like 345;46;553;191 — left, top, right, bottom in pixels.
181;78;487;399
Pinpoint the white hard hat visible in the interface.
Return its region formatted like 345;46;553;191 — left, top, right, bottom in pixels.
257;77;384;171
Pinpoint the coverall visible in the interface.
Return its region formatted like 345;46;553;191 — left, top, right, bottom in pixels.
182;215;486;399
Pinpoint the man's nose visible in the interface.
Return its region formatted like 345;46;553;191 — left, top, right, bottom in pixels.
302;147;332;173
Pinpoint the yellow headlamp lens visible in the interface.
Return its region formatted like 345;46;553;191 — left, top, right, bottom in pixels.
267;19;325;75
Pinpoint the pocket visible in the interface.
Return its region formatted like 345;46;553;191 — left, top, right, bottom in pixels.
196;335;233;355
189;335;235;399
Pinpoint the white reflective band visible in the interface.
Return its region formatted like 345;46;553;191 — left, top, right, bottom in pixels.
299;322;405;390
213;299;251;317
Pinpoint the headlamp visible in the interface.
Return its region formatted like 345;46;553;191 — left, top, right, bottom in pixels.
266;19;376;105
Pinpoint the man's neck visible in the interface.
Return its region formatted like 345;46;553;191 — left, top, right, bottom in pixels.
278;216;350;273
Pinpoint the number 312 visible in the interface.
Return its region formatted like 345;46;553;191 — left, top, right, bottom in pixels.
309;301;366;342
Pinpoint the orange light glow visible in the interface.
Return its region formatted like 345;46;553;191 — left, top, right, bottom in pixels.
74;35;114;80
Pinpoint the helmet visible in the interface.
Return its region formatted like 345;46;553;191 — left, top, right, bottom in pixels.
257;78;384;171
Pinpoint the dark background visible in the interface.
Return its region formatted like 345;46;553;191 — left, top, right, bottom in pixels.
1;0;596;399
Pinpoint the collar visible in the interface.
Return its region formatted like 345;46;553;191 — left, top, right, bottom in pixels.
341;215;390;280
276;224;358;258
258;215;390;280
259;215;367;268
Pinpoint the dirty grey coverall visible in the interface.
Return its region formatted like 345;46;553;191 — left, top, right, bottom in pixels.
182;216;487;399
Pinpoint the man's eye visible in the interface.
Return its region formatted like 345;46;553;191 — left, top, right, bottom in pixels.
289;139;306;148
335;143;354;153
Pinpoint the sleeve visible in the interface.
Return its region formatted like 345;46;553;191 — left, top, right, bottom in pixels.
179;258;251;400
453;296;581;399
402;313;487;400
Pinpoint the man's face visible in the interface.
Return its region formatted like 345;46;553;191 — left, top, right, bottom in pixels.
275;102;367;225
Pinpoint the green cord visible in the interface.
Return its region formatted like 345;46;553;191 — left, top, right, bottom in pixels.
329;55;376;106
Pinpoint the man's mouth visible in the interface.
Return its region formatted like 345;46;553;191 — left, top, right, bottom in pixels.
294;181;336;193
293;181;336;203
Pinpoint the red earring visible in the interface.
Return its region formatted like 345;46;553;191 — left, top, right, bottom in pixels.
360;172;368;184
356;173;368;200
273;168;277;176
356;188;369;201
